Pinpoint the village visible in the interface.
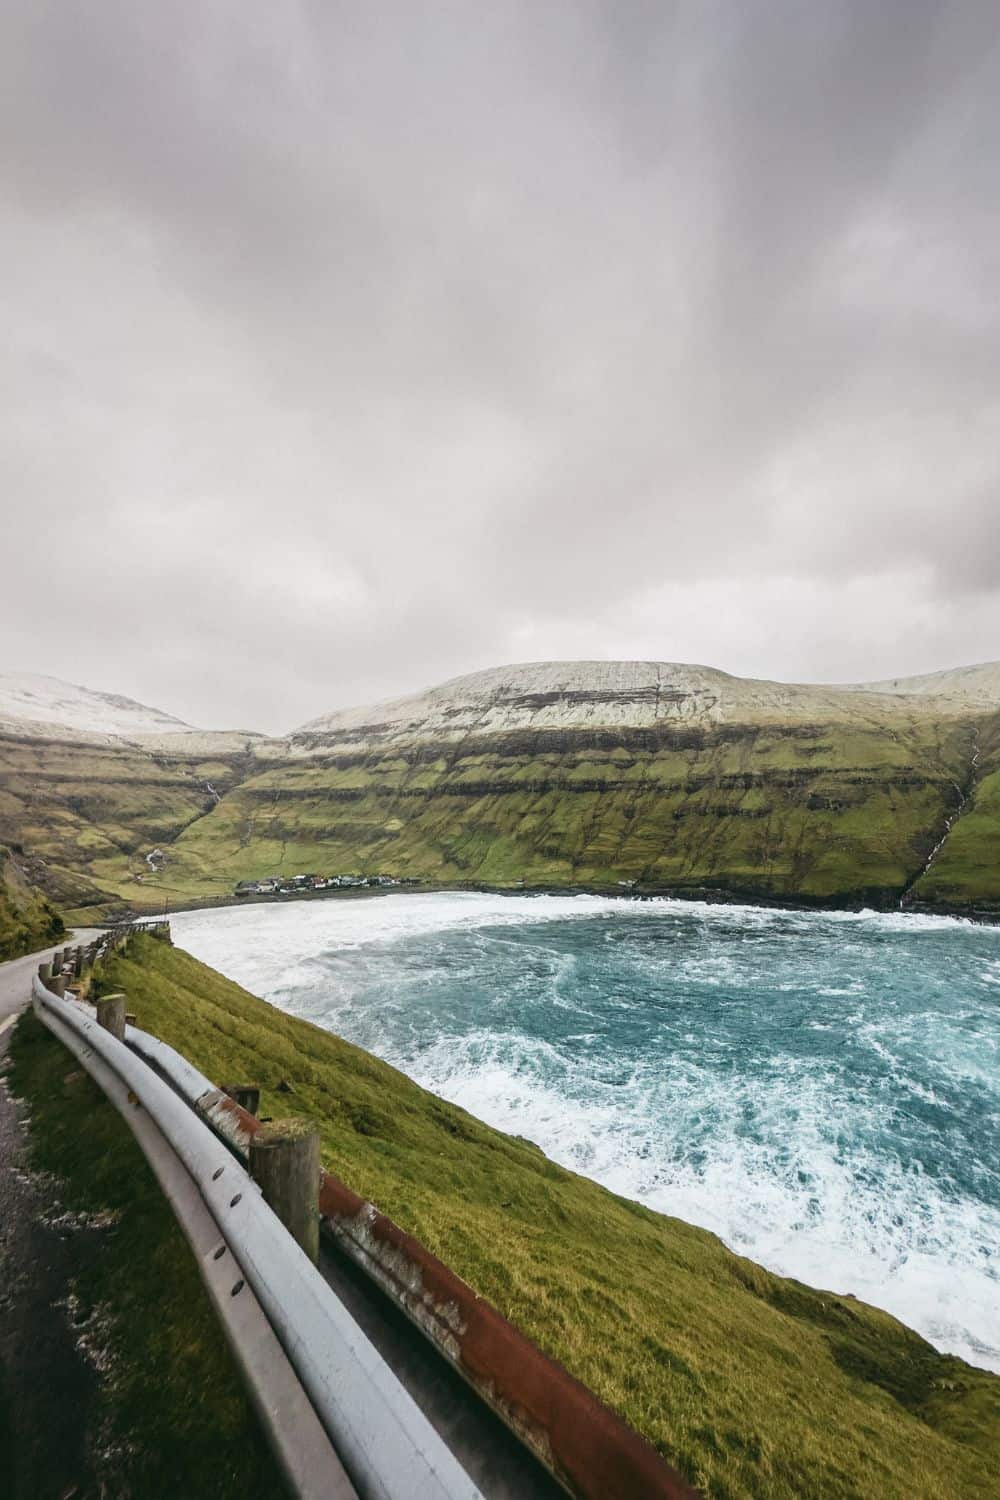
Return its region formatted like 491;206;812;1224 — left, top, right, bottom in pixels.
232;872;405;898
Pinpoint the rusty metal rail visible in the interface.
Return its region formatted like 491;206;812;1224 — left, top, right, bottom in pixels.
33;986;354;1500
31;973;485;1500
42;924;698;1498
124;1012;698;1499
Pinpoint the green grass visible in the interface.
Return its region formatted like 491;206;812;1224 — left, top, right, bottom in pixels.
149;720;967;905
6;1008;288;1499
4;712;1000;916
912;721;1000;906
74;933;1000;1499
0;845;64;959
0;729;254;915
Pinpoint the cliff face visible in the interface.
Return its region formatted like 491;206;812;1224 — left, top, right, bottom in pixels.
164;716;985;907
1;661;998;915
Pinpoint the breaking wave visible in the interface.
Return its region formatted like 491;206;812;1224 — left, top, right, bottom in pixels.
170;891;1000;1371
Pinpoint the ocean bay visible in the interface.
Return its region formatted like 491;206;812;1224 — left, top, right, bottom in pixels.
170;891;1000;1372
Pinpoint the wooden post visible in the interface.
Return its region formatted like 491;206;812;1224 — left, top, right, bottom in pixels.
49;974;66;997
73;946;84;976
38;961;52;982
96;993;127;1041
249;1119;320;1263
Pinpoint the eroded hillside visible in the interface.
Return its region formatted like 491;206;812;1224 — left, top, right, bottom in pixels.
1;662;998;915
0;721;258;912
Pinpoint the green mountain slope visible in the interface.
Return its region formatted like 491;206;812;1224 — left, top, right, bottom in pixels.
153;715;981;906
1;661;999;914
905;714;1000;907
60;934;1000;1498
0;725;257;913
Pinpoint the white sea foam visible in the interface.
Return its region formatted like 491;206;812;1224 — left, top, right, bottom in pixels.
400;1032;1000;1371
170;892;1000;1372
169;888;997;956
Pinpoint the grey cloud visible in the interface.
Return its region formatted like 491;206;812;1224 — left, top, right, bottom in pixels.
1;2;998;731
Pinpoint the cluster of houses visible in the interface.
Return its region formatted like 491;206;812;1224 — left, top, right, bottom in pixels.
233;872;402;898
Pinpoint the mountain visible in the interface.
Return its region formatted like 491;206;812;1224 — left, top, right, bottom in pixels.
0;673;257;912
293;658;1000;742
0;660;998;918
857;660;1000;708
0;671;197;738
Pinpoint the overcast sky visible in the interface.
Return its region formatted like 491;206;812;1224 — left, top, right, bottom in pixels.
2;2;998;732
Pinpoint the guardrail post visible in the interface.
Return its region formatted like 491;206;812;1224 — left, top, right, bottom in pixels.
38;961;52;982
49;974;67;997
250;1120;320;1264
96;993;127;1042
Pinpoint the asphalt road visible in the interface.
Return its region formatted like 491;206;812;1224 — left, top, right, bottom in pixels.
0;930;103;1031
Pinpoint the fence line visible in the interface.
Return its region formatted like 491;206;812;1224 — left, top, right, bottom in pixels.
40;922;698;1500
32;967;484;1500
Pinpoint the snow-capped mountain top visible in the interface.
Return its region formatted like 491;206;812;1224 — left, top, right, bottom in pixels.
0;672;196;737
3;658;998;750
293;658;1000;747
854;660;1000;708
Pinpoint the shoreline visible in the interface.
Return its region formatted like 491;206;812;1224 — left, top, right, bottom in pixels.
148;885;1000;1381
96;878;1000;929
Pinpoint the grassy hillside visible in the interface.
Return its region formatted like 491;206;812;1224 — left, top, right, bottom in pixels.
1;690;998;919
0;844;64;959
119;715;990;908
77;934;1000;1499
908;715;1000;907
0;727;255;914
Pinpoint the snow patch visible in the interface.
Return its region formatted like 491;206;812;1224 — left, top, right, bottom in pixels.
0;672;195;736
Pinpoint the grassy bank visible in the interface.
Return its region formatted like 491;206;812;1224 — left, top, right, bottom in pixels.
0;845;64;959
78;933;1000;1498
5;1010;287;1499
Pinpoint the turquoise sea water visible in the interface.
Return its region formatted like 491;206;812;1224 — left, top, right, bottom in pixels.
169;892;1000;1371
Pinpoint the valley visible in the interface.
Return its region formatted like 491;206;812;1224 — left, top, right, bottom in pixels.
1;662;998;922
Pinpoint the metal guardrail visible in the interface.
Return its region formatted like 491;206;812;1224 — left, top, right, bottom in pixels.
122;999;699;1500
33;986;352;1500
38;926;698;1500
32;974;484;1500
